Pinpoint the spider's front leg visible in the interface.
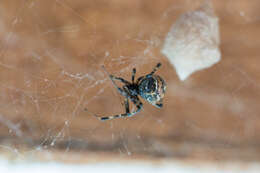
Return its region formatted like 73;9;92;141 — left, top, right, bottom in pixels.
107;75;130;98
132;68;136;83
109;75;130;85
147;62;161;77
101;65;130;97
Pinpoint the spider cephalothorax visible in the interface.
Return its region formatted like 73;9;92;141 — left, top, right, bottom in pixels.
85;63;166;121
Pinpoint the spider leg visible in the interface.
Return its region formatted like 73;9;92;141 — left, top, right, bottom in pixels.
136;63;162;83
102;66;130;97
124;98;130;113
110;75;131;85
102;65;130;96
107;75;130;98
147;63;161;77
95;96;143;121
155;103;163;108
132;68;136;82
154;99;163;108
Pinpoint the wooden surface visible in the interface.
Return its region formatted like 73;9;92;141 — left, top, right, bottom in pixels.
0;0;260;162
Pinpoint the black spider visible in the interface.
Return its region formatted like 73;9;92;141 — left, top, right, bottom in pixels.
85;63;166;121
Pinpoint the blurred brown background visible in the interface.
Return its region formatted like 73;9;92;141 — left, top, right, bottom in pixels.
0;0;260;162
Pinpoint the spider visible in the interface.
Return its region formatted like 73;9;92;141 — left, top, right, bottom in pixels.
85;63;166;121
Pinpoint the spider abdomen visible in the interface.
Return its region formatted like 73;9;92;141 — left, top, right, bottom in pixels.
138;77;156;95
138;75;166;106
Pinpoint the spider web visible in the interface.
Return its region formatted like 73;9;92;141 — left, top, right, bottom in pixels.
0;0;260;162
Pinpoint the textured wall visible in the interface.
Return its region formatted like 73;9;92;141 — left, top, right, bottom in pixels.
0;0;260;161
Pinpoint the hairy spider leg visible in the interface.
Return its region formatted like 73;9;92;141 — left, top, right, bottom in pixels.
102;65;130;85
124;98;130;113
155;100;163;108
132;68;136;82
110;75;131;85
98;96;143;121
101;65;129;97
147;63;161;77
135;63;162;83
